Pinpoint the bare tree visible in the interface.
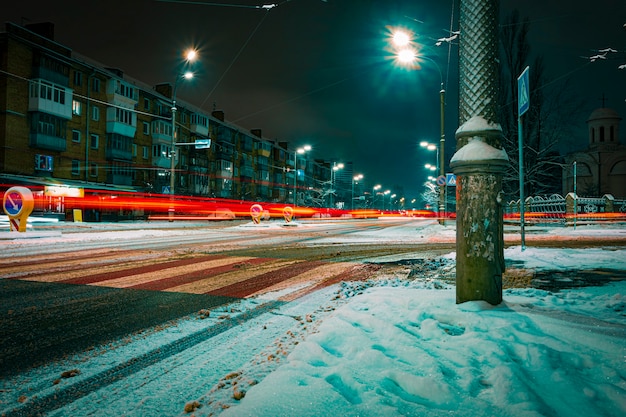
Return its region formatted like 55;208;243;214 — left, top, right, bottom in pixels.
498;10;583;199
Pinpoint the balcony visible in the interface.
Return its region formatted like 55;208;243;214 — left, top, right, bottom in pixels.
190;113;209;136
153;155;171;169
29;133;66;152
28;80;72;119
106;79;138;108
106;147;132;161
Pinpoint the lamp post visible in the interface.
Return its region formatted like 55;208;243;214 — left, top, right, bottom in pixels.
170;49;198;197
168;48;197;221
383;189;390;211
351;174;363;210
294;145;311;205
372;184;381;209
330;162;344;208
392;30;446;223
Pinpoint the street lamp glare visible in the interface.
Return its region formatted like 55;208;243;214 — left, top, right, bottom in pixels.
392;30;411;47
185;49;197;62
303;145;312;151
427;144;436;151
397;48;416;64
182;71;194;80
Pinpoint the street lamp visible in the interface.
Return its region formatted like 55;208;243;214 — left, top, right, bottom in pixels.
383;189;390;211
351;174;363;210
168;48;198;221
170;49;198;197
330;162;344;208
391;29;446;222
373;184;381;209
294;145;311;205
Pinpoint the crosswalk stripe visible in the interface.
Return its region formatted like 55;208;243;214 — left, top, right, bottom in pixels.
88;256;262;289
164;258;305;295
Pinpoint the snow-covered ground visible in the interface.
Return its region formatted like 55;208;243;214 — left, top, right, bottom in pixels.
1;220;625;416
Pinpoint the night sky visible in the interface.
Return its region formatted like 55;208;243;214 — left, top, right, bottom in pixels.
2;0;625;200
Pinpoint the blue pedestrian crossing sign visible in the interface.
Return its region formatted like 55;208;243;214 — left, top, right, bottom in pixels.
518;66;530;116
446;173;457;187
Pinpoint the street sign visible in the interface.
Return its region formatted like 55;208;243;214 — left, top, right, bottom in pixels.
195;139;211;149
518;66;530;116
446;173;457;187
3;190;24;216
2;186;34;232
436;175;446;186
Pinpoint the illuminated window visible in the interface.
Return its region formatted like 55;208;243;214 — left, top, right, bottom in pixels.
72;100;82;116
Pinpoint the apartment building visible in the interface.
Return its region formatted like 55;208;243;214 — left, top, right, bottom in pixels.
0;22;331;218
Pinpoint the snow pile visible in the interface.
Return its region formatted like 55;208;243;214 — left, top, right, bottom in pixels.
221;281;626;417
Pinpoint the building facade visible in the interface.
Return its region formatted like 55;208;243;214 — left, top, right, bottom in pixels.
0;22;335;218
562;107;626;198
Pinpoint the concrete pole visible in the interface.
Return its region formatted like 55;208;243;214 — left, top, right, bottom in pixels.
450;0;508;305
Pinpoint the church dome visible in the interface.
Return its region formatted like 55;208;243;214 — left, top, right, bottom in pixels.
587;107;621;123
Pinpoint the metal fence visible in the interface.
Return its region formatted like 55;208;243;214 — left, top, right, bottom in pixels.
505;194;626;224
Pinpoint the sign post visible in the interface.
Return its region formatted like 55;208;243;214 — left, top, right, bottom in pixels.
3;186;34;232
517;66;530;251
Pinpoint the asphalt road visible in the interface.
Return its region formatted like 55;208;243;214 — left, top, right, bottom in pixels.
1;218;449;379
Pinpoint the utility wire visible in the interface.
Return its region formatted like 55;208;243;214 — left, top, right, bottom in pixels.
201;12;270;108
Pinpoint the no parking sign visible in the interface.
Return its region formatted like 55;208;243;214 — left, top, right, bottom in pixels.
250;204;263;224
3;186;34;232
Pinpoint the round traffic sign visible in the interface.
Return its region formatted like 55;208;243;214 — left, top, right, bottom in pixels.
283;206;294;222
436;175;446;186
3;186;34;218
250;204;263;224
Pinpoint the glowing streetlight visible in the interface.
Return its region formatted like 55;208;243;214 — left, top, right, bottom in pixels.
351;174;363;210
330;162;344;208
294;145;311;205
390;29;446;221
169;47;198;221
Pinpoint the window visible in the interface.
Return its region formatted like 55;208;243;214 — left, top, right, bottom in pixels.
31;112;66;138
72;100;82;116
115;107;133;125
90;134;99;149
71;160;80;175
35;154;53;172
92;78;100;93
153;144;171;158
73;70;82;87
142;146;149;159
92;106;100;121
72;129;81;143
89;163;98;177
143;122;150;135
30;80;66;104
132;144;137;157
152;120;172;136
116;81;136;100
143;97;150;110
